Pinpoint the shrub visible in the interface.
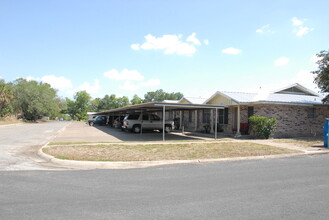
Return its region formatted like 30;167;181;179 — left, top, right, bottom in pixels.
249;115;277;139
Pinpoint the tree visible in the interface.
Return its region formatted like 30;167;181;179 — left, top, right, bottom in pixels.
312;49;329;103
12;78;60;121
0;80;14;117
66;90;91;121
100;94;117;110
89;98;102;112
143;89;183;102
116;96;130;108
130;94;143;105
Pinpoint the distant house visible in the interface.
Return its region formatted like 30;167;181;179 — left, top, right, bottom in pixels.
177;84;328;137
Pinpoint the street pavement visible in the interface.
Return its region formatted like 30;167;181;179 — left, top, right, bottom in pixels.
1;154;329;219
0;121;70;170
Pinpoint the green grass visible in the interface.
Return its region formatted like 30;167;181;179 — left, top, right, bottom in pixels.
48;138;235;146
43;142;300;162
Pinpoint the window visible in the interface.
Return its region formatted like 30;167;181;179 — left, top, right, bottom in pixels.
248;107;254;119
150;114;160;121
142;114;148;120
127;114;139;120
203;109;210;123
218;108;229;124
188;110;192;122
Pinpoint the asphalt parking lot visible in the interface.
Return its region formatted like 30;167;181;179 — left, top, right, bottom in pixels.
52;121;216;143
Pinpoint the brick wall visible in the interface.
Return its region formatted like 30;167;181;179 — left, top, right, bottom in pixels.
251;104;329;137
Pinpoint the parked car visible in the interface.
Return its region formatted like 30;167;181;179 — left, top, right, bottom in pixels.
122;113;174;133
113;116;125;129
89;116;107;126
87;116;97;126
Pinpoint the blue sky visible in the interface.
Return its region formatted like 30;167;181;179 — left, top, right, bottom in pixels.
1;0;328;100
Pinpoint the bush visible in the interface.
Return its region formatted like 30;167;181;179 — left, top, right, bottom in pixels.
249;115;277;139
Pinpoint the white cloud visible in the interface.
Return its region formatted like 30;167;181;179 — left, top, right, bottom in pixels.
256;24;274;34
72;79;100;95
119;81;140;91
280;69;318;92
274;57;289;66
204;39;209;45
186;32;201;45
104;69;144;81
295;26;314;37
131;44;140;50
41;75;73;90
291;17;303;26
104;68;161;91
140;79;160;87
221;47;242;55
26;76;37;81
131;34;197;56
24;75;73;91
119;78;161;91
291;17;314;37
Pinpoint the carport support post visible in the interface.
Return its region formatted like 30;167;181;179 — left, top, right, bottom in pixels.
163;105;166;141
235;105;241;137
179;111;182;130
194;110;198;132
215;108;218;139
140;110;143;135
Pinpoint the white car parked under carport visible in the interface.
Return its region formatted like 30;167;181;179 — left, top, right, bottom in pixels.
122;113;174;133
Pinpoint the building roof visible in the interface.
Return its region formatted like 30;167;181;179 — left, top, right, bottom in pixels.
179;97;208;104
162;100;180;103
208;83;324;105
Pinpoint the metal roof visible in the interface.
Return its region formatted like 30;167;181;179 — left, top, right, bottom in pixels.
220;91;323;105
181;97;208;104
94;102;224;115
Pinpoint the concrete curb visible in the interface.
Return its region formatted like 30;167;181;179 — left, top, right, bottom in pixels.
37;144;329;170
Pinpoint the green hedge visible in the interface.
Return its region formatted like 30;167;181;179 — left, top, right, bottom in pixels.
249;115;277;139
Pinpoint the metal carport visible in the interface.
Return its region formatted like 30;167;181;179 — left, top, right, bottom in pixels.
94;102;224;141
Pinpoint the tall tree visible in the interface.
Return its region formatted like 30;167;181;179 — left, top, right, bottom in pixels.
0;80;14;117
12;78;60;121
143;89;183;102
116;96;130;108
100;94;117;110
89;98;102;112
66;90;91;121
313;49;329;103
130;94;143;105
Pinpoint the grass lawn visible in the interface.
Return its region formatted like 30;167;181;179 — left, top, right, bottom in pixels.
271;137;324;148
43;142;300;162
0;119;24;126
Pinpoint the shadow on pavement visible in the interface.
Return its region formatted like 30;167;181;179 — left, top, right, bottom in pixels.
93;125;216;142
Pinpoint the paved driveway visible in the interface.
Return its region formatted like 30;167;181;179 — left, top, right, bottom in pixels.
0;121;70;170
52;121;216;143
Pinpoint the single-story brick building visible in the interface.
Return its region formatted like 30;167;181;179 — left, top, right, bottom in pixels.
176;83;329;137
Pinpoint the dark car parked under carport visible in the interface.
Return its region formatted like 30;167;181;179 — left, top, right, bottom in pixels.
88;116;107;126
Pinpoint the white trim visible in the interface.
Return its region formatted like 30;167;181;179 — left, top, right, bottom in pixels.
271;83;319;97
204;91;240;105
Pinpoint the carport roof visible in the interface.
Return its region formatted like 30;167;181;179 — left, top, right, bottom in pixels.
94;102;224;115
